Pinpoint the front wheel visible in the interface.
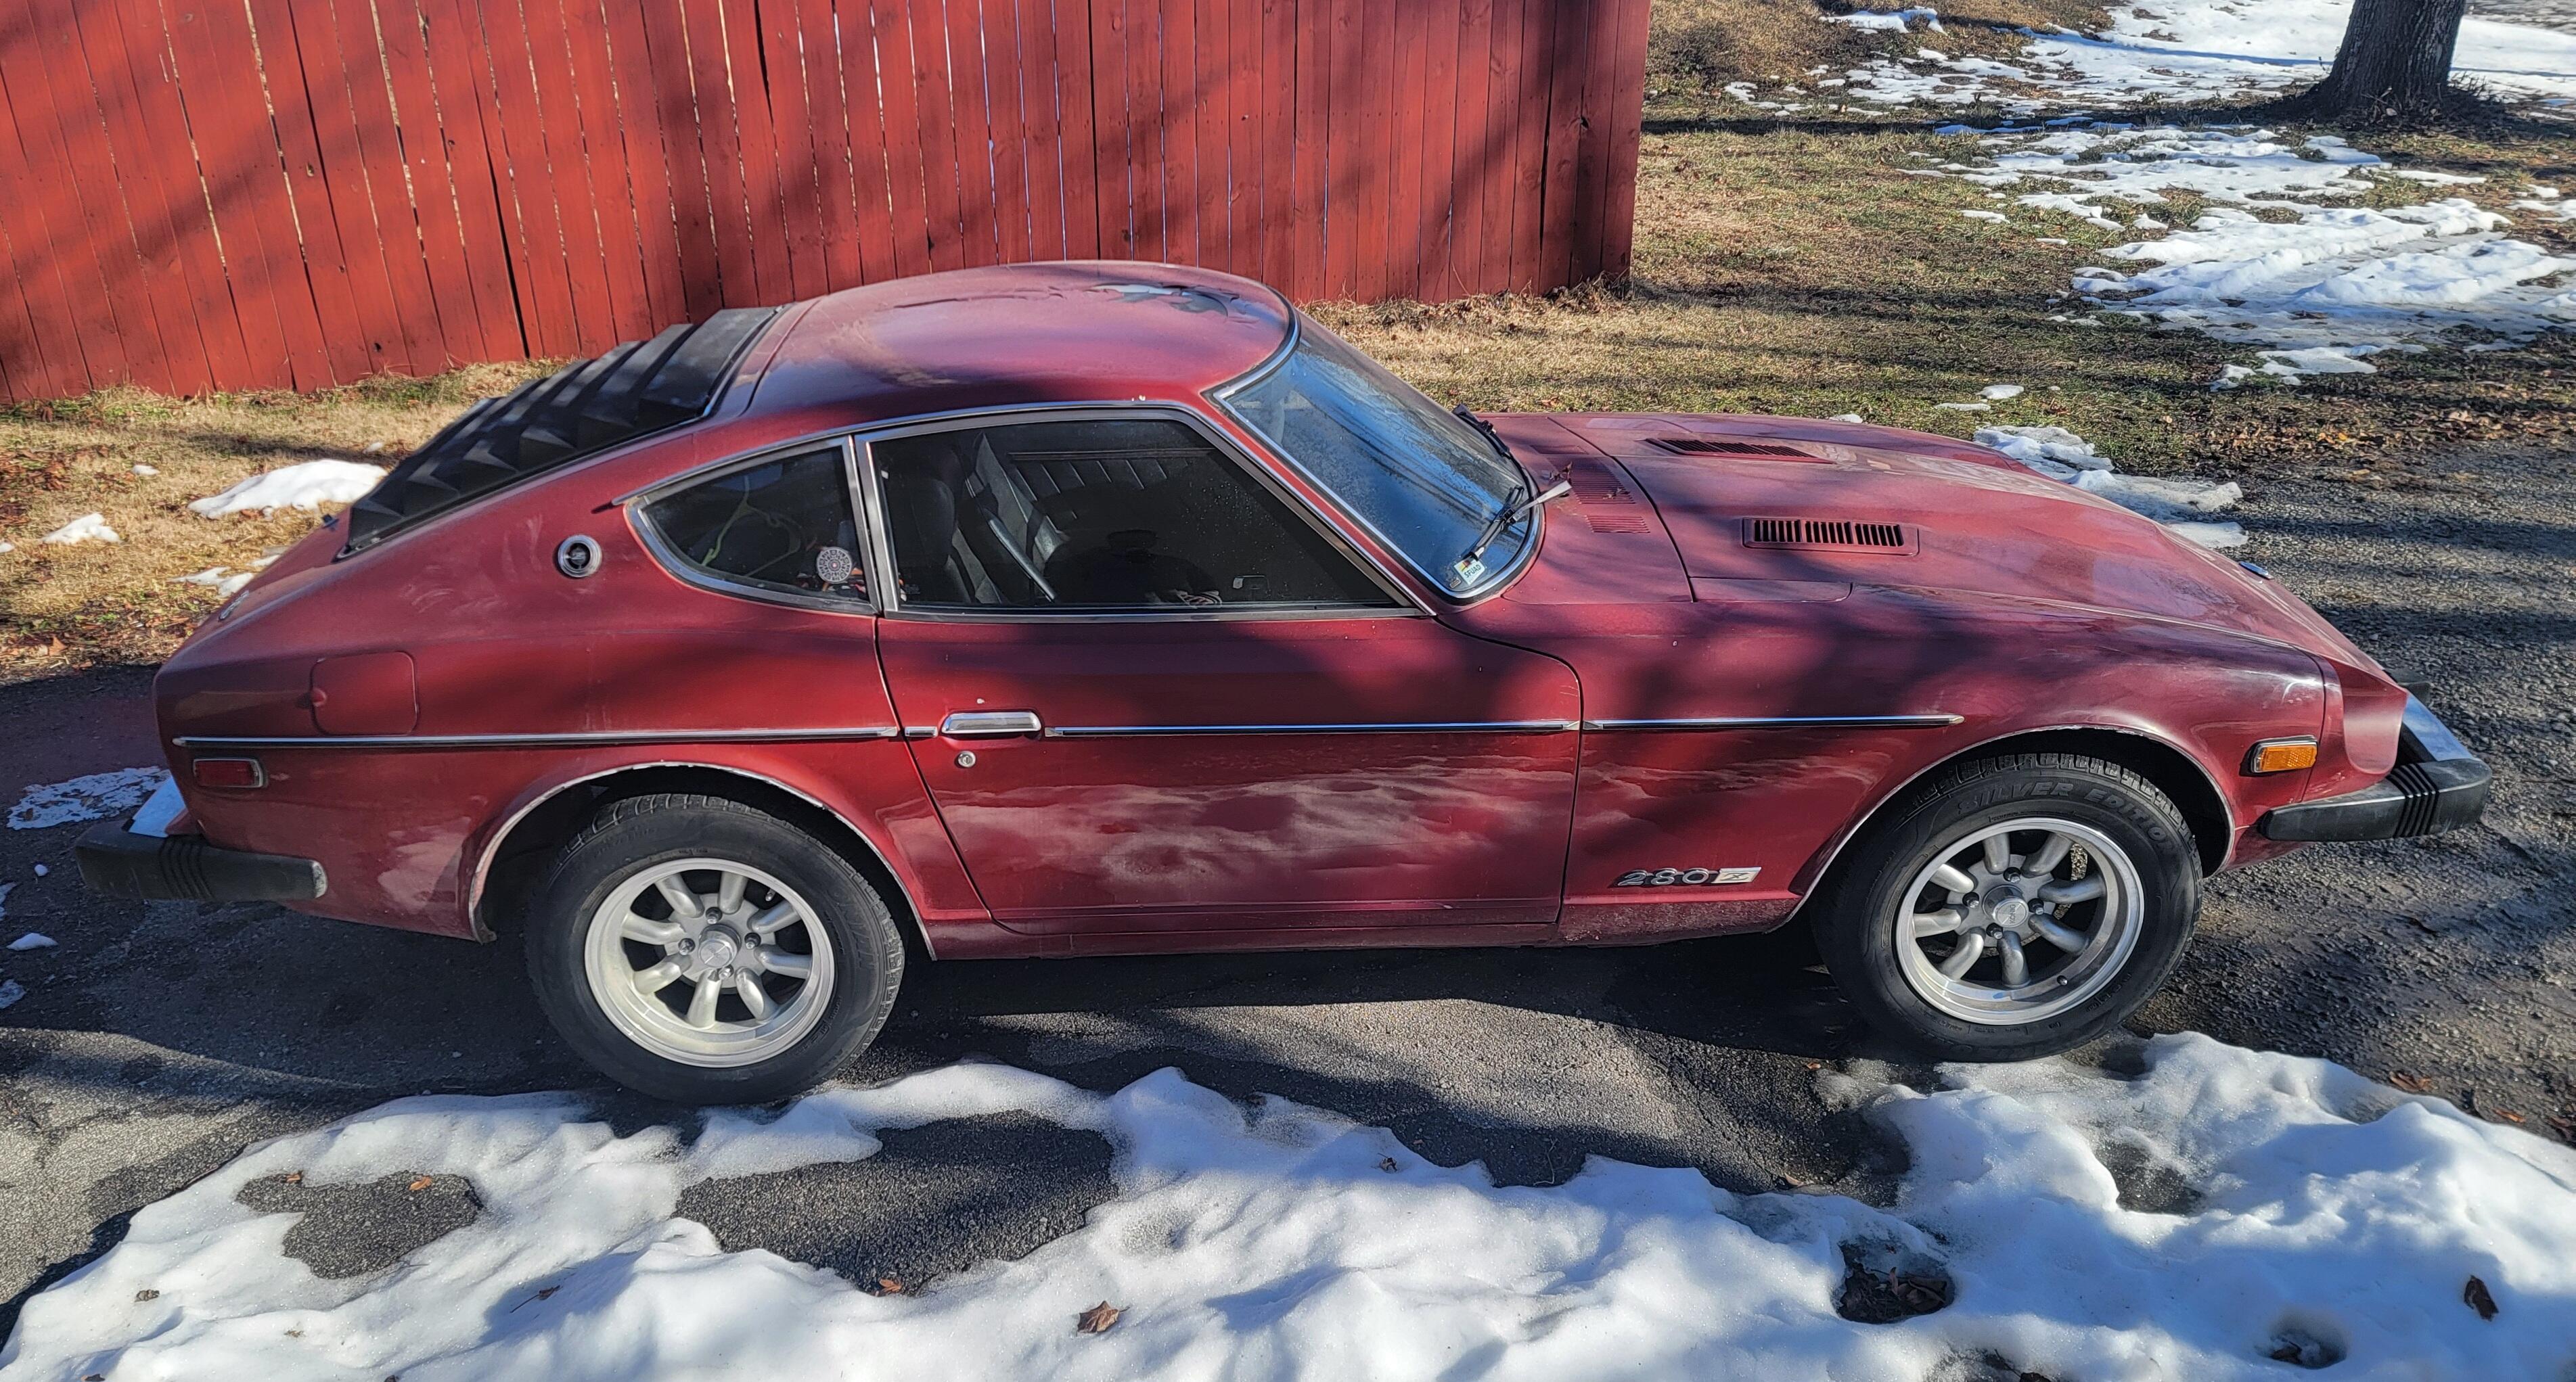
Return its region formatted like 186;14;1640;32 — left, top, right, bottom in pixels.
1814;753;2200;1060
526;793;904;1104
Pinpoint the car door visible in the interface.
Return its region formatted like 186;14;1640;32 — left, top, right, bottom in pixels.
861;405;1581;941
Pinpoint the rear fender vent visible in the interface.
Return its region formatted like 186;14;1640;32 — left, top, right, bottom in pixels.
1743;517;1916;554
1650;437;1825;461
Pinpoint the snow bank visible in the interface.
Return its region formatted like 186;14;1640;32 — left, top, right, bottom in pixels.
7;767;169;831
1826;5;1939;32
39;512;118;546
188;459;387;519
1919;125;2576;380
7;932;54;951
9;1036;2572;1380
1977;423;2244;547
1836;0;2576;112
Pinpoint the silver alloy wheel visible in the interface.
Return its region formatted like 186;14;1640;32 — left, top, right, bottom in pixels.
1891;816;2144;1026
582;856;836;1067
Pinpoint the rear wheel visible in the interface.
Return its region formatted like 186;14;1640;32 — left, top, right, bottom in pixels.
1814;754;2200;1060
527;793;903;1104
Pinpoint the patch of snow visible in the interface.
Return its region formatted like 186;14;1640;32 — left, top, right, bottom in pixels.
1826;5;1941;32
0;979;20;1010
216;571;256;597
8;932;55;951
188;459;387;519
1828;413;1865;423
9;767;170;831
1977;423;2240;547
1979;384;2025;400
1932;401;1991;411
1846;0;2576;111
175;566;230;586
2513;196;2576;222
0;881;11;919
40;511;118;546
15;1036;2576;1380
1956;208;2008;222
29;863;43;877
2389;168;2487;186
132;463;158;476
0;541;13;554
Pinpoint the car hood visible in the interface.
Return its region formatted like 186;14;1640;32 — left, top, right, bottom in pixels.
1511;412;2374;665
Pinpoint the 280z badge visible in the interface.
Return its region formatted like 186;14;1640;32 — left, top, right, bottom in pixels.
1614;866;1759;888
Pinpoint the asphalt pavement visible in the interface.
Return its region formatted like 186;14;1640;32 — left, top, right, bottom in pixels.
2;441;2569;1342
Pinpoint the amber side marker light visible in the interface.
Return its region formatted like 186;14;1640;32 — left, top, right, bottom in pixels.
2245;739;2320;775
193;758;266;789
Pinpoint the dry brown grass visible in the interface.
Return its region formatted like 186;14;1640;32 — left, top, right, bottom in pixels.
0;363;549;678
1648;0;2109;97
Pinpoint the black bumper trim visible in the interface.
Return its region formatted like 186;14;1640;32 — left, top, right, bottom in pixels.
76;823;327;902
2258;697;2490;844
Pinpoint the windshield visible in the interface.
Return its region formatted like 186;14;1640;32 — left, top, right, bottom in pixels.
1216;316;1532;596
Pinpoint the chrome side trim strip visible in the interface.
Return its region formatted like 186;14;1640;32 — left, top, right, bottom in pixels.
174;727;905;750
1581;714;1964;731
1045;719;1578;738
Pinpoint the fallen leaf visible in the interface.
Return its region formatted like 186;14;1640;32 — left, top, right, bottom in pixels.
1378;1157;1399;1173
508;1285;561;1312
134;1288;159;1302
874;1277;907;1295
2464;1275;2498;1320
2389;1071;2434;1094
2493;1109;2525;1125
281;1170;304;1184
2547;1114;2575;1143
407;1174;433;1192
285;1328;302;1337
1076;1301;1123;1335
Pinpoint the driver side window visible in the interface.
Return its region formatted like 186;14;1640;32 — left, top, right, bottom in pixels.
870;416;1397;612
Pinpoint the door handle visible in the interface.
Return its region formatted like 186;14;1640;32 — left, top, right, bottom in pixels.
939;710;1045;738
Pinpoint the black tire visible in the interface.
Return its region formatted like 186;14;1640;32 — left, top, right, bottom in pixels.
526;793;904;1104
1813;753;2200;1061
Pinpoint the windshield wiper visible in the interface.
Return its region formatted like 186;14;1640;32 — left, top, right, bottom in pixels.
1452;405;1516;463
1453;476;1573;585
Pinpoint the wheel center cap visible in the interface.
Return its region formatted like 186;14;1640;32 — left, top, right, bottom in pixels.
695;927;740;971
1991;897;2031;930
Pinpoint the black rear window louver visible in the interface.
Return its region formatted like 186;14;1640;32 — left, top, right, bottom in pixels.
341;307;781;555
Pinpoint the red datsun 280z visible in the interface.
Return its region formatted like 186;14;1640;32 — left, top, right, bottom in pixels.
78;262;2489;1104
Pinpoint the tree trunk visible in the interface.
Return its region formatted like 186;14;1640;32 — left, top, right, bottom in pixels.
2284;0;2472;122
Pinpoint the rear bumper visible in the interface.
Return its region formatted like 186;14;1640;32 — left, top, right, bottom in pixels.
76;822;327;902
2259;697;2491;843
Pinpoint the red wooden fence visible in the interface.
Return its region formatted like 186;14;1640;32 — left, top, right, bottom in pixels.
0;0;1648;402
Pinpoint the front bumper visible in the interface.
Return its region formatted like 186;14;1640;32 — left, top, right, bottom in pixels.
2258;697;2491;843
74;778;326;902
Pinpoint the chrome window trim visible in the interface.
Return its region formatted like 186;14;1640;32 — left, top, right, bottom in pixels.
1208;310;1542;607
625;435;880;616
174;728;904;750
1044;719;1579;738
1581;714;1964;731
849;400;1428;622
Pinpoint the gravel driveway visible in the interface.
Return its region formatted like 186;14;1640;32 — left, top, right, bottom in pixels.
2;441;2569;1341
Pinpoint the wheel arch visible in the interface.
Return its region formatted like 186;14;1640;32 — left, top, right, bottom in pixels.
1786;724;2234;925
470;762;934;957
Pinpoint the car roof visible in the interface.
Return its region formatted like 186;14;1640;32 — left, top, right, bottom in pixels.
744;261;1295;425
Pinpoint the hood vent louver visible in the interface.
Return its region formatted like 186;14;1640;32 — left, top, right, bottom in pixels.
1651;437;1824;461
1744;517;1916;554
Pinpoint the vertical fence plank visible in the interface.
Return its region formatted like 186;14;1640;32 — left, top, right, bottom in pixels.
836;0;902;282
72;0;215;393
757;0;830;298
0;56;87;400
1048;0;1100;260
164;0;330;388
0;0;1643;398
